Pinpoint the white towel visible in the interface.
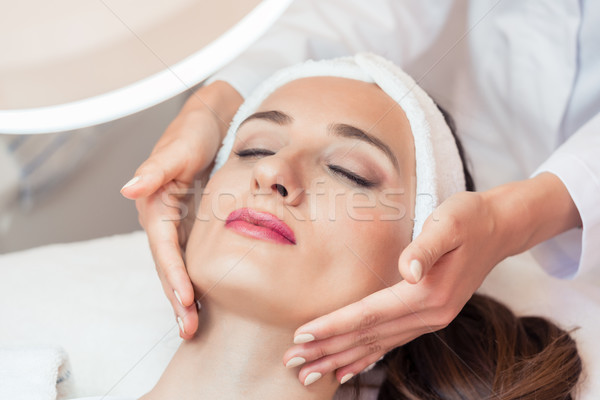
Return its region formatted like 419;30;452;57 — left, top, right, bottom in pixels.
0;345;73;400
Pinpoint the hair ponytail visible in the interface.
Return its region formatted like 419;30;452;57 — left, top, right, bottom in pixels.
376;294;581;400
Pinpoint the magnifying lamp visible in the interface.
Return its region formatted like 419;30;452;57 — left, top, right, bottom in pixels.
0;0;293;134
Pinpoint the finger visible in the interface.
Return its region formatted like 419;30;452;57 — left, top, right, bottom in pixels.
148;221;198;339
397;213;460;284
295;307;459;385
293;282;421;343
297;332;402;386
162;283;199;340
285;313;424;366
178;303;200;340
329;318;451;382
120;143;192;199
146;216;196;309
334;348;392;384
139;186;199;338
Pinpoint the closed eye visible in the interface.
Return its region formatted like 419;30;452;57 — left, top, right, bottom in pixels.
328;165;375;188
234;148;375;188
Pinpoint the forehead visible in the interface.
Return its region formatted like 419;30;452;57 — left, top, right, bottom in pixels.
259;76;395;116
255;76;414;173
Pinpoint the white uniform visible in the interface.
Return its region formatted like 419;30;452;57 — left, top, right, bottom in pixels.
210;0;600;279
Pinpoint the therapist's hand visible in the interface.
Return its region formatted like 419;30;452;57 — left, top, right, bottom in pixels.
121;81;243;339
283;173;581;385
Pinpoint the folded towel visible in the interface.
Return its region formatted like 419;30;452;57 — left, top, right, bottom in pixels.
0;345;73;400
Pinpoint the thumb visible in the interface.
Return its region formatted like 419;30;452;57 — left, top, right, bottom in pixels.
398;219;458;284
120;145;189;199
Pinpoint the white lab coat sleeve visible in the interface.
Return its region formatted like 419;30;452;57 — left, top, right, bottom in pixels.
206;0;451;98
530;112;600;279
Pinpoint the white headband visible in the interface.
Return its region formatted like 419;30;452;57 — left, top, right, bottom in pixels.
212;53;466;239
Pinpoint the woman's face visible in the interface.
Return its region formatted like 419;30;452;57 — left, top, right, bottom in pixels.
186;77;415;328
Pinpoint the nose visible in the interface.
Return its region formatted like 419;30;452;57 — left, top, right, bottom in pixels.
251;154;304;206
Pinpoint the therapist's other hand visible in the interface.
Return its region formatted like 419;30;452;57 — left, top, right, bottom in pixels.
121;81;243;339
283;173;581;385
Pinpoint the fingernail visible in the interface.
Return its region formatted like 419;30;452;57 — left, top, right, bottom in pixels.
121;176;140;191
410;259;423;282
285;357;306;368
340;373;354;384
196;300;202;310
304;372;322;386
174;290;183;307
294;333;315;344
177;316;186;335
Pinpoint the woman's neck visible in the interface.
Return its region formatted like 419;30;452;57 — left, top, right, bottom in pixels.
140;302;339;400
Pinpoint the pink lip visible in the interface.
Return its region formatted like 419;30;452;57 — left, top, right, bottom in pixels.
225;208;296;245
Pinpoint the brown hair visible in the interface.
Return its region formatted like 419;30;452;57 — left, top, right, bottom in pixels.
375;294;581;399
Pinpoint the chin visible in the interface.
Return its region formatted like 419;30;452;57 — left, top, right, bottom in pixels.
187;249;318;328
185;221;399;328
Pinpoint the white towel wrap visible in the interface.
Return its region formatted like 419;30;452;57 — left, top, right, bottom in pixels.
0;345;73;400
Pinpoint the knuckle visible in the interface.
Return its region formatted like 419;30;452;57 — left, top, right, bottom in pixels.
429;291;452;310
355;329;378;346
367;342;383;355
357;301;382;330
318;325;336;339
315;346;328;360
434;306;459;329
421;246;439;267
434;316;452;330
323;356;344;371
444;213;461;235
469;192;485;210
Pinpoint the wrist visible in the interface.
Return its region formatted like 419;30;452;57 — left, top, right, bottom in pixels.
183;80;244;141
484;173;582;256
525;172;582;238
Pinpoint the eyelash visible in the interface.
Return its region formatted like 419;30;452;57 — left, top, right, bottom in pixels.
233;148;376;188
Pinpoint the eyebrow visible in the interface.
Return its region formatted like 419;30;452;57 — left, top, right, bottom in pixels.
239;109;399;170
240;110;293;127
327;123;399;170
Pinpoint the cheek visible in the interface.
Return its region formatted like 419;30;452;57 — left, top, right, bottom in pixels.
308;190;406;311
195;168;247;222
340;217;404;290
328;189;409;258
185;168;249;282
